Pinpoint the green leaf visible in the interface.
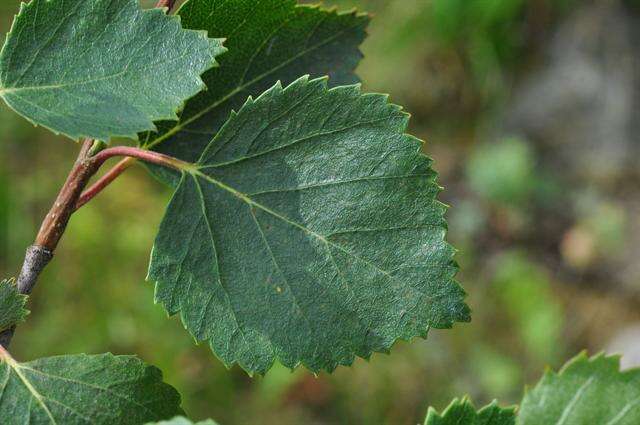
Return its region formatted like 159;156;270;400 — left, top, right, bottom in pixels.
519;353;640;424
428;353;640;424
0;279;28;332
146;417;219;425
425;398;515;425
0;0;224;141
141;0;369;182
149;76;469;375
0;351;182;424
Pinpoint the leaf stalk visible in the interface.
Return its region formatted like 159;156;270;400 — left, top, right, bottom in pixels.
74;157;134;211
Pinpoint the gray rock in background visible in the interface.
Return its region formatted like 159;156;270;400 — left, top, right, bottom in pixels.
506;0;640;183
503;0;640;292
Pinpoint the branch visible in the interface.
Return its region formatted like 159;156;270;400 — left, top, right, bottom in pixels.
0;1;185;349
35;139;100;251
0;141;194;348
0;138;95;348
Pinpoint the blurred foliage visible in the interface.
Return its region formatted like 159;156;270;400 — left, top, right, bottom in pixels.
1;0;640;424
467;137;535;206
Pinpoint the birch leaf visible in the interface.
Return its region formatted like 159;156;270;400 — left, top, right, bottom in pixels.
149;76;469;375
0;0;224;141
519;353;640;425
0;351;182;424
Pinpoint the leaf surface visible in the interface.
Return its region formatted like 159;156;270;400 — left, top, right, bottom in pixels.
0;351;182;424
425;399;515;425
0;0;224;141
0;279;28;332
142;0;369;182
149;76;469;375
519;353;640;425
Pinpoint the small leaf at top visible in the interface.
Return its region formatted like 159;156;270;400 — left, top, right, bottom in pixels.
424;399;516;425
0;279;29;332
141;0;369;183
519;352;640;424
0;0;225;142
147;417;219;425
149;76;469;375
0;351;182;424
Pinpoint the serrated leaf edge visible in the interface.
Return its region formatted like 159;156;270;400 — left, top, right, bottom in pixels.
149;75;469;376
425;396;517;423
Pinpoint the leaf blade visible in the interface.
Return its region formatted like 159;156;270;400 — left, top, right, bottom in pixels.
519;353;640;425
0;351;182;424
0;279;29;332
149;76;469;375
0;0;225;141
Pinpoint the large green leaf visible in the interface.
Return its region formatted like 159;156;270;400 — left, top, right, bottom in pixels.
149;76;469;375
0;0;224;141
141;0;369;181
519;353;640;424
0;279;28;332
425;399;515;425
0;351;182;424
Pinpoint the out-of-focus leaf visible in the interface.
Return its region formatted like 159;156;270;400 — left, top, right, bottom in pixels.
467;137;534;206
492;252;563;361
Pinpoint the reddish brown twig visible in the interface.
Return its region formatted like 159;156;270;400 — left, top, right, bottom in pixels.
0;139;95;347
0;141;194;348
35;139;99;251
91;146;192;170
75;158;135;210
39;145;190;251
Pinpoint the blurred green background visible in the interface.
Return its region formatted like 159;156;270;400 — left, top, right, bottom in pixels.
3;0;640;424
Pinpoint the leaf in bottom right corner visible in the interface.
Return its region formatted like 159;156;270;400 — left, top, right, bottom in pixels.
519;352;640;425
